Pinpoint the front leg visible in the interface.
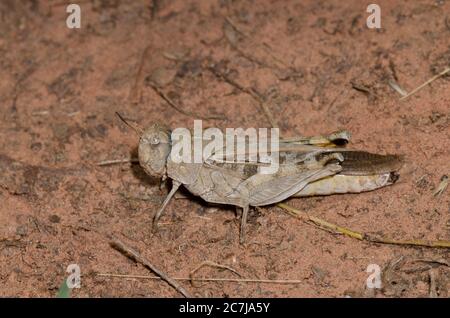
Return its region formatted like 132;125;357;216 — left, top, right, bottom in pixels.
152;180;181;232
239;205;249;244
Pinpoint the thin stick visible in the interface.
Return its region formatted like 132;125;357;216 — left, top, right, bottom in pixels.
429;269;438;298
97;273;303;284
189;260;241;287
129;45;152;104
208;66;278;128
412;258;449;267
97;158;139;166
224;18;289;69
249;87;280;129
150;84;225;120
278;203;450;248
110;237;192;298
400;67;450;100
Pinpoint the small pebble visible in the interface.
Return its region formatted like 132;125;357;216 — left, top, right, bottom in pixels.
49;215;61;223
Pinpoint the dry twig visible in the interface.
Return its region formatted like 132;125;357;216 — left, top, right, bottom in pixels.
208;66;278;127
400;67;450;100
189;260;241;287
97;158;139;166
278;203;450;248
150;83;225;120
429;269;438;298
97;273;303;285
110;237;192;298
129;45;153;104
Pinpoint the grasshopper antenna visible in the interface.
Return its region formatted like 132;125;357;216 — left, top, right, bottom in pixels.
115;112;144;136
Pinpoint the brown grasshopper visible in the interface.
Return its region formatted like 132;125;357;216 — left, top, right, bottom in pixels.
119;115;403;243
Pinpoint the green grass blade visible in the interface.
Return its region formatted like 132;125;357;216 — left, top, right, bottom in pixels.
56;279;71;298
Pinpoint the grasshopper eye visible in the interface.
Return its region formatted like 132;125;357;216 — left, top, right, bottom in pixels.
150;136;160;145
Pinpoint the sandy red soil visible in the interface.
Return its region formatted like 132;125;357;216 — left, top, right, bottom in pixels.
0;0;449;297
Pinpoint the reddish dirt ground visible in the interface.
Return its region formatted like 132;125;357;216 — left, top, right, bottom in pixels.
0;0;449;297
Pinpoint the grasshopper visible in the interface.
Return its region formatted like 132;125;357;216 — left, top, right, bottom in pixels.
119;115;403;243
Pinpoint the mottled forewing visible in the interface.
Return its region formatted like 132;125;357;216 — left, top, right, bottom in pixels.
244;164;342;206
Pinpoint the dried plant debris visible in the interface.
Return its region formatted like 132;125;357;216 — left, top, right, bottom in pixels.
433;175;448;197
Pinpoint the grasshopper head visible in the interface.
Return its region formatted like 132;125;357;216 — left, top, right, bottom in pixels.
138;124;172;178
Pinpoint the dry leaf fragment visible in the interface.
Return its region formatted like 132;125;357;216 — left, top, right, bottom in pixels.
433;175;448;197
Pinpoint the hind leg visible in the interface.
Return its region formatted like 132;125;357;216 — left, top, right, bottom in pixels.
281;130;351;147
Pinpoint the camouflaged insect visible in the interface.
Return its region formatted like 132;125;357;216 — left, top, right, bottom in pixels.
134;122;403;244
